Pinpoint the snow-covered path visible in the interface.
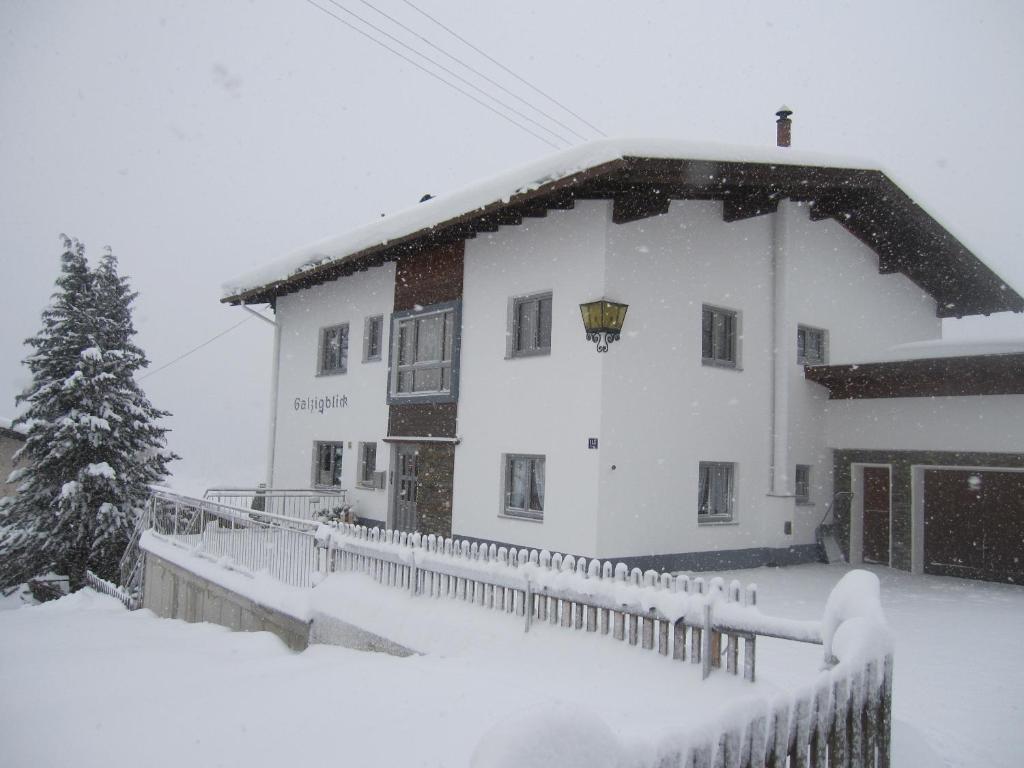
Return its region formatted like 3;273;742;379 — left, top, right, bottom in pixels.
0;564;1020;767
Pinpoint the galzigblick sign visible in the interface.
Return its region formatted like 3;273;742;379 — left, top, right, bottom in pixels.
293;394;349;414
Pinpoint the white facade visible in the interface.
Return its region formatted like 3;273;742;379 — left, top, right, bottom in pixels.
267;196;960;565
271;263;395;523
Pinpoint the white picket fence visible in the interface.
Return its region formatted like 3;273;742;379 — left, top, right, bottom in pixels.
320;523;893;767
131;496;893;767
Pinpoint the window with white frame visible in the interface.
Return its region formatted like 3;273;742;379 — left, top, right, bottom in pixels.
318;324;349;375
314;442;344;487
702;305;738;367
363;315;384;362
797;325;827;365
795;464;811;504
698;461;735;522
503;454;545;521
389;303;459;400
509;292;552;357
357;442;377;488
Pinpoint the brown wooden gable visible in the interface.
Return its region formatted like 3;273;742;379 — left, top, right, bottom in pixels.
224;156;1023;319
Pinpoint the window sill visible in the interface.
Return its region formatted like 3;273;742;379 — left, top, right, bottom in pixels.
698;519;738;527
355;483;377;491
701;359;742;371
506;349;551;360
361;357;382;364
795;501;816;507
498;512;544;524
316;369;348;377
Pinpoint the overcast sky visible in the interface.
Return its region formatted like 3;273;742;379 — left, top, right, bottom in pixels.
2;0;1022;493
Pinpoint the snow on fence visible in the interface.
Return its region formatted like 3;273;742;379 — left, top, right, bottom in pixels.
322;525;893;767
148;490;320;587
85;569;139;610
203;486;348;521
320;524;826;683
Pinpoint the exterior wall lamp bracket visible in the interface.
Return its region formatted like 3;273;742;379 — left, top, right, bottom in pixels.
579;299;629;353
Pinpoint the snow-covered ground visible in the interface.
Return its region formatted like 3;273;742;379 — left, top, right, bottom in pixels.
0;564;1020;767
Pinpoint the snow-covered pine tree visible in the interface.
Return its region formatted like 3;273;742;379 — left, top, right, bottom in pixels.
0;237;177;590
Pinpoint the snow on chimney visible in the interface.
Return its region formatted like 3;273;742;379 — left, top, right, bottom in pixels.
775;106;793;147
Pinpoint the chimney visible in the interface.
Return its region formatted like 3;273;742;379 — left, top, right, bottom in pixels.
775;106;793;147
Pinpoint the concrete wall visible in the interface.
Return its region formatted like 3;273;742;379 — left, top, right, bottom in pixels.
142;551;311;650
272;263;395;524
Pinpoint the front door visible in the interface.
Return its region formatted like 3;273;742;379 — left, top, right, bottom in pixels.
862;467;891;564
394;444;419;532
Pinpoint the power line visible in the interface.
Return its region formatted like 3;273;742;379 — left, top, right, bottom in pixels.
399;0;606;137
322;0;573;146
355;0;590;142
138;312;261;382
308;0;569;148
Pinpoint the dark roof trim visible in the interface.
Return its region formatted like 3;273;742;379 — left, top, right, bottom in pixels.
224;156;1024;318
804;353;1024;399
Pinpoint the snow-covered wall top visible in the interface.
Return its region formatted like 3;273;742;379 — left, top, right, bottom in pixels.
222;138;877;298
850;336;1024;363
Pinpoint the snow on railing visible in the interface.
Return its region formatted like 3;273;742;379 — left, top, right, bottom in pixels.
85;570;139;610
320;524;823;684
148;489;320;587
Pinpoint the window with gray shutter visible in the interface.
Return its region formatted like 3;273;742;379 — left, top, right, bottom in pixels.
698;461;735;522
503;454;545;521
318;324;349;375
702;305;738;367
510;292;553;357
797;325;827;365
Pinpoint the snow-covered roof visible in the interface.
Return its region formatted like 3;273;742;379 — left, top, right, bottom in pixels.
864;337;1024;364
221;137;1022;317
222;138;877;299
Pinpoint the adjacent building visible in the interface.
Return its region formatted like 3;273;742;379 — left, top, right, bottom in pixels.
223;138;1024;583
0;417;27;502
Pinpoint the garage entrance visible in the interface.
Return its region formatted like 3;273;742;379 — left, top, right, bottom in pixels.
924;469;1024;583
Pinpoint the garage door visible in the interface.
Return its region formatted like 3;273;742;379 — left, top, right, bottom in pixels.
924;469;1024;583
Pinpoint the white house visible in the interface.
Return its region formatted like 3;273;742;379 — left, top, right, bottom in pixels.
223;137;1024;583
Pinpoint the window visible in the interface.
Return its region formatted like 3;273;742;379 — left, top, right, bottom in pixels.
509;292;552;357
358;442;377;488
363;315;383;362
389;303;460;401
698;461;735;522
503;454;545;521
795;464;811;504
318;324;349;375
702;305;738;367
797;325;827;365
314;442;344;486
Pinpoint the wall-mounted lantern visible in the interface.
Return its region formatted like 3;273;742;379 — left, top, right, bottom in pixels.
579;299;629;353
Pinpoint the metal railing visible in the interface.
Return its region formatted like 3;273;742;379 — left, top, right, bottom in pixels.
203;486;348;521
149;489;320;587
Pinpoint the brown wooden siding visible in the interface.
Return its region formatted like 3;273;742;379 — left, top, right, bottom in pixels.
393;241;464;312
388;403;457;439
